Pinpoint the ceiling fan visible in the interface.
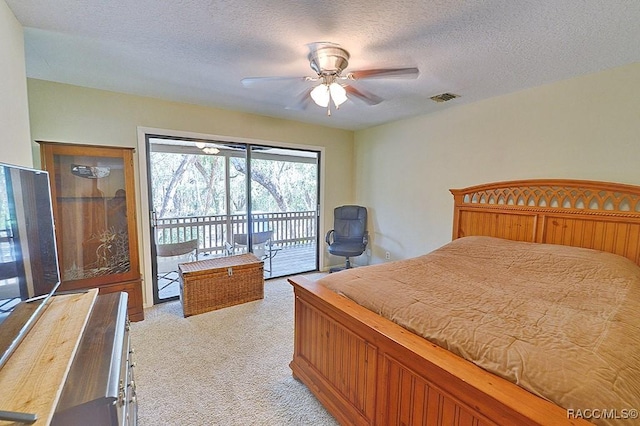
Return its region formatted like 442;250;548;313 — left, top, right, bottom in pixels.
241;42;419;115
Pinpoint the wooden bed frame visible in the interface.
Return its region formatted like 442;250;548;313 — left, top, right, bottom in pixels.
289;179;640;426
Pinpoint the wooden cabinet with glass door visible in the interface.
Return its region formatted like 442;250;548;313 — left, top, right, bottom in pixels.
38;141;144;321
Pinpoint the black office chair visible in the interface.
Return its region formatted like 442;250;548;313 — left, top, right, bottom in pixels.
326;205;368;272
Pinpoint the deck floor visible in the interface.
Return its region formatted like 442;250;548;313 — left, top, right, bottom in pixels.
158;242;317;301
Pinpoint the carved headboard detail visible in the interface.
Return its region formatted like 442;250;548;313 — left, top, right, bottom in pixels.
450;179;640;266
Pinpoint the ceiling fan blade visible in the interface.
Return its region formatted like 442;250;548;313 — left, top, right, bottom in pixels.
345;85;384;106
241;76;309;87
285;88;313;111
349;67;419;80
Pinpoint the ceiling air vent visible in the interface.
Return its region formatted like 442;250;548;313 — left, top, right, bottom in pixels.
430;93;459;103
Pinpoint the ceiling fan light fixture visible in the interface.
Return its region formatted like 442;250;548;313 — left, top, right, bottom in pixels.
311;82;348;110
329;83;347;107
310;84;330;107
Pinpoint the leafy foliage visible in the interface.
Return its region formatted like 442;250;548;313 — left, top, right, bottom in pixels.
150;152;317;219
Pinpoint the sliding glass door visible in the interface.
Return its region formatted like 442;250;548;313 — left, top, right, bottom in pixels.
245;145;319;276
146;136;319;303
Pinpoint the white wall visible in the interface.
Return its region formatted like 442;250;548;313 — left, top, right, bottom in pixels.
0;0;32;166
27;79;355;305
355;63;640;263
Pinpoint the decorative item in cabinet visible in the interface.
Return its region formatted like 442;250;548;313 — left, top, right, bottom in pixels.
38;141;144;321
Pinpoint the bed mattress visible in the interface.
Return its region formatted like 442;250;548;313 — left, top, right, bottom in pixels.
318;236;640;419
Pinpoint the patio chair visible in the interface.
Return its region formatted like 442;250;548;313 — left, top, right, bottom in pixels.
230;231;280;274
326;205;368;272
156;239;198;290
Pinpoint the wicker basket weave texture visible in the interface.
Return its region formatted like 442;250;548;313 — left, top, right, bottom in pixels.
178;253;264;317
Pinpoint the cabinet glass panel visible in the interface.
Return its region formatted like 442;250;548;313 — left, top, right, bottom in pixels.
52;154;131;281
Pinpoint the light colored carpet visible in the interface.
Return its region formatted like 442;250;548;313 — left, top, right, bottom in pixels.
130;274;338;426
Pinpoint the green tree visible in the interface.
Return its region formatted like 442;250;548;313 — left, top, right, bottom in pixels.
150;151;316;218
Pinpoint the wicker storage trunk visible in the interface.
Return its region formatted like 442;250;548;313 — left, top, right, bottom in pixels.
178;253;264;317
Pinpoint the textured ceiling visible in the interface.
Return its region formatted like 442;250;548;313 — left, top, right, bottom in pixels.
7;0;640;131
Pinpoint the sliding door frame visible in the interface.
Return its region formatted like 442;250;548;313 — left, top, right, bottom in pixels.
136;127;324;307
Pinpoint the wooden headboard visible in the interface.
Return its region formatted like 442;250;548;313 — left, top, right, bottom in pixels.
450;179;640;266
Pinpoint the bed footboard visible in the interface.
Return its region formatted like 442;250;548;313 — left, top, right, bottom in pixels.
289;276;589;426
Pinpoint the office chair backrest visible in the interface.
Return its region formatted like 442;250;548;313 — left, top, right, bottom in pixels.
333;205;367;243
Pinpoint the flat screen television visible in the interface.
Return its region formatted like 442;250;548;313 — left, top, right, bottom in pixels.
0;162;61;370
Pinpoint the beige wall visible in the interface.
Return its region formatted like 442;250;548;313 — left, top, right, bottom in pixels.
0;0;32;166
23;63;640;301
27;79;354;305
355;63;640;263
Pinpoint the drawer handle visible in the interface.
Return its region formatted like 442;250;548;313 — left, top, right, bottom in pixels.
118;386;126;406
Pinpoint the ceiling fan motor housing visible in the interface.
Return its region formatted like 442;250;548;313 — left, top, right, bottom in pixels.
308;43;350;76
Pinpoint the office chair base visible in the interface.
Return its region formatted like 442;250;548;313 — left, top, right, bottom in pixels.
329;257;355;273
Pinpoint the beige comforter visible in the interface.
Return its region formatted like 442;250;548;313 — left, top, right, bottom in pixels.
318;236;640;420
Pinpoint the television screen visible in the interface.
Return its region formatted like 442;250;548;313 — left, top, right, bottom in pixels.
0;163;60;368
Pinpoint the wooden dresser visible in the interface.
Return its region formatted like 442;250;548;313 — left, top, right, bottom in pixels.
53;292;137;425
0;290;137;425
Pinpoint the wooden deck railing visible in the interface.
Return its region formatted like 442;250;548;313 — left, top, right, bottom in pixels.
155;211;317;255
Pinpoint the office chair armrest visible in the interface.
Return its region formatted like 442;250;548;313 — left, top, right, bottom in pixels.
325;229;335;244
